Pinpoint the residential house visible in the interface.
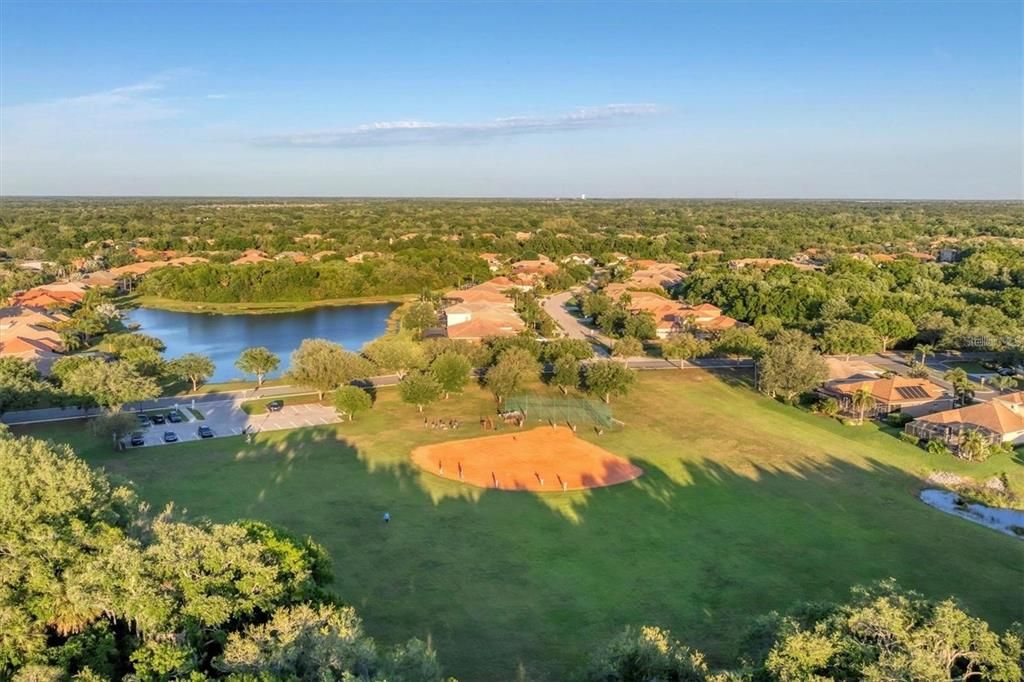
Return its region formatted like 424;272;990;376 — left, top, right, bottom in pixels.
729;257;789;270
344;251;380;264
0;307;68;373
604;288;739;339
905;392;1024;447
11;283;88;308
478;253;503;272
625;262;687;291
511;256;559;282
820;376;952;418
561;253;595;266
442;281;526;341
231;249;271;265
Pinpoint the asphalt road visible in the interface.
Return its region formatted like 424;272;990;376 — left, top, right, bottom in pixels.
541;290;612;356
0;374;404;426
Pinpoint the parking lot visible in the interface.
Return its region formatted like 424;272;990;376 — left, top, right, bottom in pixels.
125;400;343;449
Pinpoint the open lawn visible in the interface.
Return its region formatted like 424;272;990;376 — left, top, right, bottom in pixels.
945;360;996;374
18;371;1024;680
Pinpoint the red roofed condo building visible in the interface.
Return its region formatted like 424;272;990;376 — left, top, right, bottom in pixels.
442;280;527;341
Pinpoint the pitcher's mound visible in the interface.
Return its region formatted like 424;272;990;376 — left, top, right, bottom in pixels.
410;427;642;492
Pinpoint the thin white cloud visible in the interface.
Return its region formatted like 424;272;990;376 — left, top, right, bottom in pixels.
253;104;664;148
1;72;188;140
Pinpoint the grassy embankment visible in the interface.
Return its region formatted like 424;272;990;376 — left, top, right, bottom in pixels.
127;293;417;315
18;371;1023;680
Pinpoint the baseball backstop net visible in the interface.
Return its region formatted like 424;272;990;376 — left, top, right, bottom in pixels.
505;394;614;428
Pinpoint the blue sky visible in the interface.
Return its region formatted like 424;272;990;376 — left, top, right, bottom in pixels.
1;1;1020;198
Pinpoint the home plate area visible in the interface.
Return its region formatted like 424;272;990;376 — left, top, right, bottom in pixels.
410;426;642;492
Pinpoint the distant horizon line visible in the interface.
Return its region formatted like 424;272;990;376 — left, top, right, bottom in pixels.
2;195;1022;203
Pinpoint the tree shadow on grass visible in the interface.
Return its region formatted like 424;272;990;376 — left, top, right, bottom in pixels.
107;424;1024;682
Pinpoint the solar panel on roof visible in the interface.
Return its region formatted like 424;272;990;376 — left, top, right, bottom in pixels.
895;385;929;400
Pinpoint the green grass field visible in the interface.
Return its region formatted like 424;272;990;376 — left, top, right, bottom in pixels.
18;371;1024;680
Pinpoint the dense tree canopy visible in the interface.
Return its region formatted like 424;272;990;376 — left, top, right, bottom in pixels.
0;431;447;680
583;581;1022;681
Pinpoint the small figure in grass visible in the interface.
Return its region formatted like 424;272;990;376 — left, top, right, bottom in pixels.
383;512;391;524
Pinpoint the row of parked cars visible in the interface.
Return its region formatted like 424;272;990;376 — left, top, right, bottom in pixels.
129;411;214;447
138;411;183;426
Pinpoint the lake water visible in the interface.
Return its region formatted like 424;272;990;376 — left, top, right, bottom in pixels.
125;304;398;383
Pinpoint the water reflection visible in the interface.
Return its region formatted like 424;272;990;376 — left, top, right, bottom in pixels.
125;304;397;382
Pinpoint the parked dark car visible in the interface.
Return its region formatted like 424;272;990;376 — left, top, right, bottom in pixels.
197;425;214;438
130;432;145;447
167;411;183;423
163;431;179;443
151;414;166;424
136;414;150;426
267;400;284;412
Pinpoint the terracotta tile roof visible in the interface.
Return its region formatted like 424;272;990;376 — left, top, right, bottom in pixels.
12;290;83;307
231;249;271;265
0;307;68;328
167;256;209;266
0;335;60;355
511;259;559;276
446;316;525;340
827;376;947;403
81;272;119;287
606;290;738;334
444;282;516;305
913;392;1024;436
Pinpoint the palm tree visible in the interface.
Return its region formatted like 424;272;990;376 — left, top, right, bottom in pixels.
914;343;934;364
850;388;877;425
991;375;1017;393
943;367;972;406
957;429;990;462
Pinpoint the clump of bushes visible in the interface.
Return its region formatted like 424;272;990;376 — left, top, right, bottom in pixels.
887;411;913;427
813;397;840;417
899;432;920;446
927;440;953;457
